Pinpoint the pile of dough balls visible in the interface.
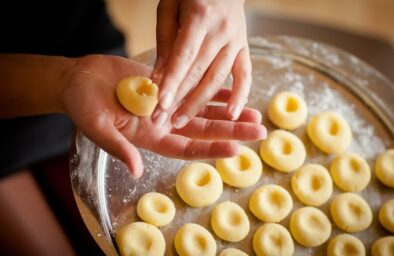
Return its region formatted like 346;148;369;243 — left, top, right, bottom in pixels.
114;88;393;255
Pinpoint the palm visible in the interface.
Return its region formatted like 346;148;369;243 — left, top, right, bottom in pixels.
63;55;265;177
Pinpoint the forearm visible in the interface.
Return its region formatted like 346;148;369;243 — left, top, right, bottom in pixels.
0;54;77;118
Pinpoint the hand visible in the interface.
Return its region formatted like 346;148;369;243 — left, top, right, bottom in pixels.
153;0;250;128
62;55;265;178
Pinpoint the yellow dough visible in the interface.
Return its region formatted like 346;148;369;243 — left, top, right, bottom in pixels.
211;201;250;242
116;222;165;256
116;76;159;116
327;234;365;256
291;164;333;206
219;248;248;256
259;129;306;172
330;153;371;192
289;207;331;247
136;192;175;227
216;145;263;188
174;223;216;256
371;236;394;256
307;111;352;154
330;193;372;232
379;199;394;233
176;162;223;207
375;149;394;188
249;184;293;222
268;91;308;130
253;223;294;256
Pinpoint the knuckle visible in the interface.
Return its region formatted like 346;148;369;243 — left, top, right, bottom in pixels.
176;47;196;61
193;2;211;18
219;19;231;35
187;65;204;83
209;72;228;87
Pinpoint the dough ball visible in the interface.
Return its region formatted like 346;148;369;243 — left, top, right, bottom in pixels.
116;222;165;256
375;149;394;188
174;223;216;256
136;192;176;227
219;248;248;256
289;206;331;247
330;153;371;192
116;76;159;116
268;91;308;130
253;223;294;256
249;184;293;222
216;145;263;188
379;199;394;233
327;234;365;256
371;236;394;256
259;129;306;172
330;193;372;232
291;164;333;206
176;162;223;207
211;201;250;242
307;111;352;154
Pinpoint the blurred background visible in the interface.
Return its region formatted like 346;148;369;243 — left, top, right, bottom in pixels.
106;0;394;81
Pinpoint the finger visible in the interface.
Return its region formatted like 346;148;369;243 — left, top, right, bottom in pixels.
152;0;178;84
227;46;252;120
173;117;267;140
172;36;227;105
84;117;144;178
196;105;262;123
153;134;240;159
157;18;207;110
172;44;239;129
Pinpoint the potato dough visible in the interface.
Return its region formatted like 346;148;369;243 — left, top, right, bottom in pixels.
176;162;223;207
174;223;216;256
291;164;333;206
116;76;159;116
379;199;394;233
268;91;308;130
375;149;394;188
249;184;293;222
211;201;250;242
307;111;352;154
216;145;263;188
259;129;306;172
330;193;372;233
116;222;165;256
330;153;371;192
136;192;175;227
371;236;394;256
219;248;248;256
289;207;331;247
253;223;294;256
327;234;365;256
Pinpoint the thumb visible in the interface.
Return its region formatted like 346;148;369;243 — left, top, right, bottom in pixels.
84;122;144;178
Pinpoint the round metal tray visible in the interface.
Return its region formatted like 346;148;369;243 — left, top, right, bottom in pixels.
70;36;394;255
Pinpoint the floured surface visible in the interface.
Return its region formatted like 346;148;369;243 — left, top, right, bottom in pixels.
71;37;394;255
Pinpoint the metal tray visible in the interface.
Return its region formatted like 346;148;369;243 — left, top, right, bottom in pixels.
70;36;394;255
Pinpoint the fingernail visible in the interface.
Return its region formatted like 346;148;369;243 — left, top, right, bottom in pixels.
174;115;189;129
155;111;168;127
230;104;242;121
161;92;173;110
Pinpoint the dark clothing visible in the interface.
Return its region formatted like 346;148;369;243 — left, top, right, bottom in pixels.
0;0;125;56
0;0;126;177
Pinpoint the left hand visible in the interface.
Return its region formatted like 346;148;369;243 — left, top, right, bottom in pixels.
152;0;251;128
